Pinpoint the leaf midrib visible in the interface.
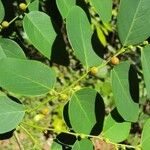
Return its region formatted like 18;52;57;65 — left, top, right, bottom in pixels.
4;69;51;90
74;94;92;125
79;16;88;69
123;0;142;46
25;13;51;49
113;69;137;107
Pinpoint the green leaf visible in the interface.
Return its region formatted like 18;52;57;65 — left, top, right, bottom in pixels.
141;119;150;150
111;61;139;122
141;45;150;98
0;38;26;59
72;139;93;150
56;0;75;19
68;88;103;134
0;0;4;22
0;58;56;96
23;11;56;59
51;141;62;150
0;94;25;134
102;114;131;143
90;0;112;23
117;0;150;46
66;6;103;70
96;26;107;47
26;0;39;11
0;45;6;59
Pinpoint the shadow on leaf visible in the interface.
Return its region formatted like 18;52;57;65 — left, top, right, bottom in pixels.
129;65;139;103
90;93;105;135
0;130;14;140
51;34;70;66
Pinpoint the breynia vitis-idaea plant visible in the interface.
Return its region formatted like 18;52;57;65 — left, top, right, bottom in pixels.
1;0;150;149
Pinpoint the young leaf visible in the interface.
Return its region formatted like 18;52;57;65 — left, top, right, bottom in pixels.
0;0;4;22
111;61;139;122
66;6;103;70
141;45;150;98
23;11;56;59
141;119;150;150
0;38;26;59
90;0;112;23
0;58;56;96
68;88;104;134
102;114;131;143
117;0;150;46
96;26;107;47
0;94;25;134
56;0;75;19
72;139;93;150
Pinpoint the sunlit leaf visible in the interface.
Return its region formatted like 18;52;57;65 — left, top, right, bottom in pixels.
0;58;56;96
23;11;56;59
117;0;150;46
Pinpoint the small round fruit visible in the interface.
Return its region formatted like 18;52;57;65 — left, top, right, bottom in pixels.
60;94;68;101
33;114;45;122
90;67;98;75
41;108;49;115
111;56;120;65
19;3;27;11
1;21;9;28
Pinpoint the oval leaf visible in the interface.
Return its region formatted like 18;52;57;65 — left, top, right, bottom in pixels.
68;88;104;134
56;0;75;19
90;0;112;23
111;62;139;122
141;45;150;98
117;0;150;46
102;114;131;143
0;58;56;96
23;11;56;59
0;38;26;59
72;139;93;150
141;119;150;150
0;0;4;22
0;94;25;134
66;6;103;70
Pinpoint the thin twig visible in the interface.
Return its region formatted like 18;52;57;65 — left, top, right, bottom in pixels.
14;131;25;150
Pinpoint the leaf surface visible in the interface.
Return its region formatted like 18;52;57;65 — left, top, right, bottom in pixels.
66;6;103;70
0;0;4;22
103;114;131;143
141;45;150;98
0;58;56;96
56;0;75;18
0;38;26;59
72;139;93;150
69;88;103;134
117;0;150;46
0;94;25;134
90;0;112;22
111;62;139;122
141;119;150;150
23;11;56;59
